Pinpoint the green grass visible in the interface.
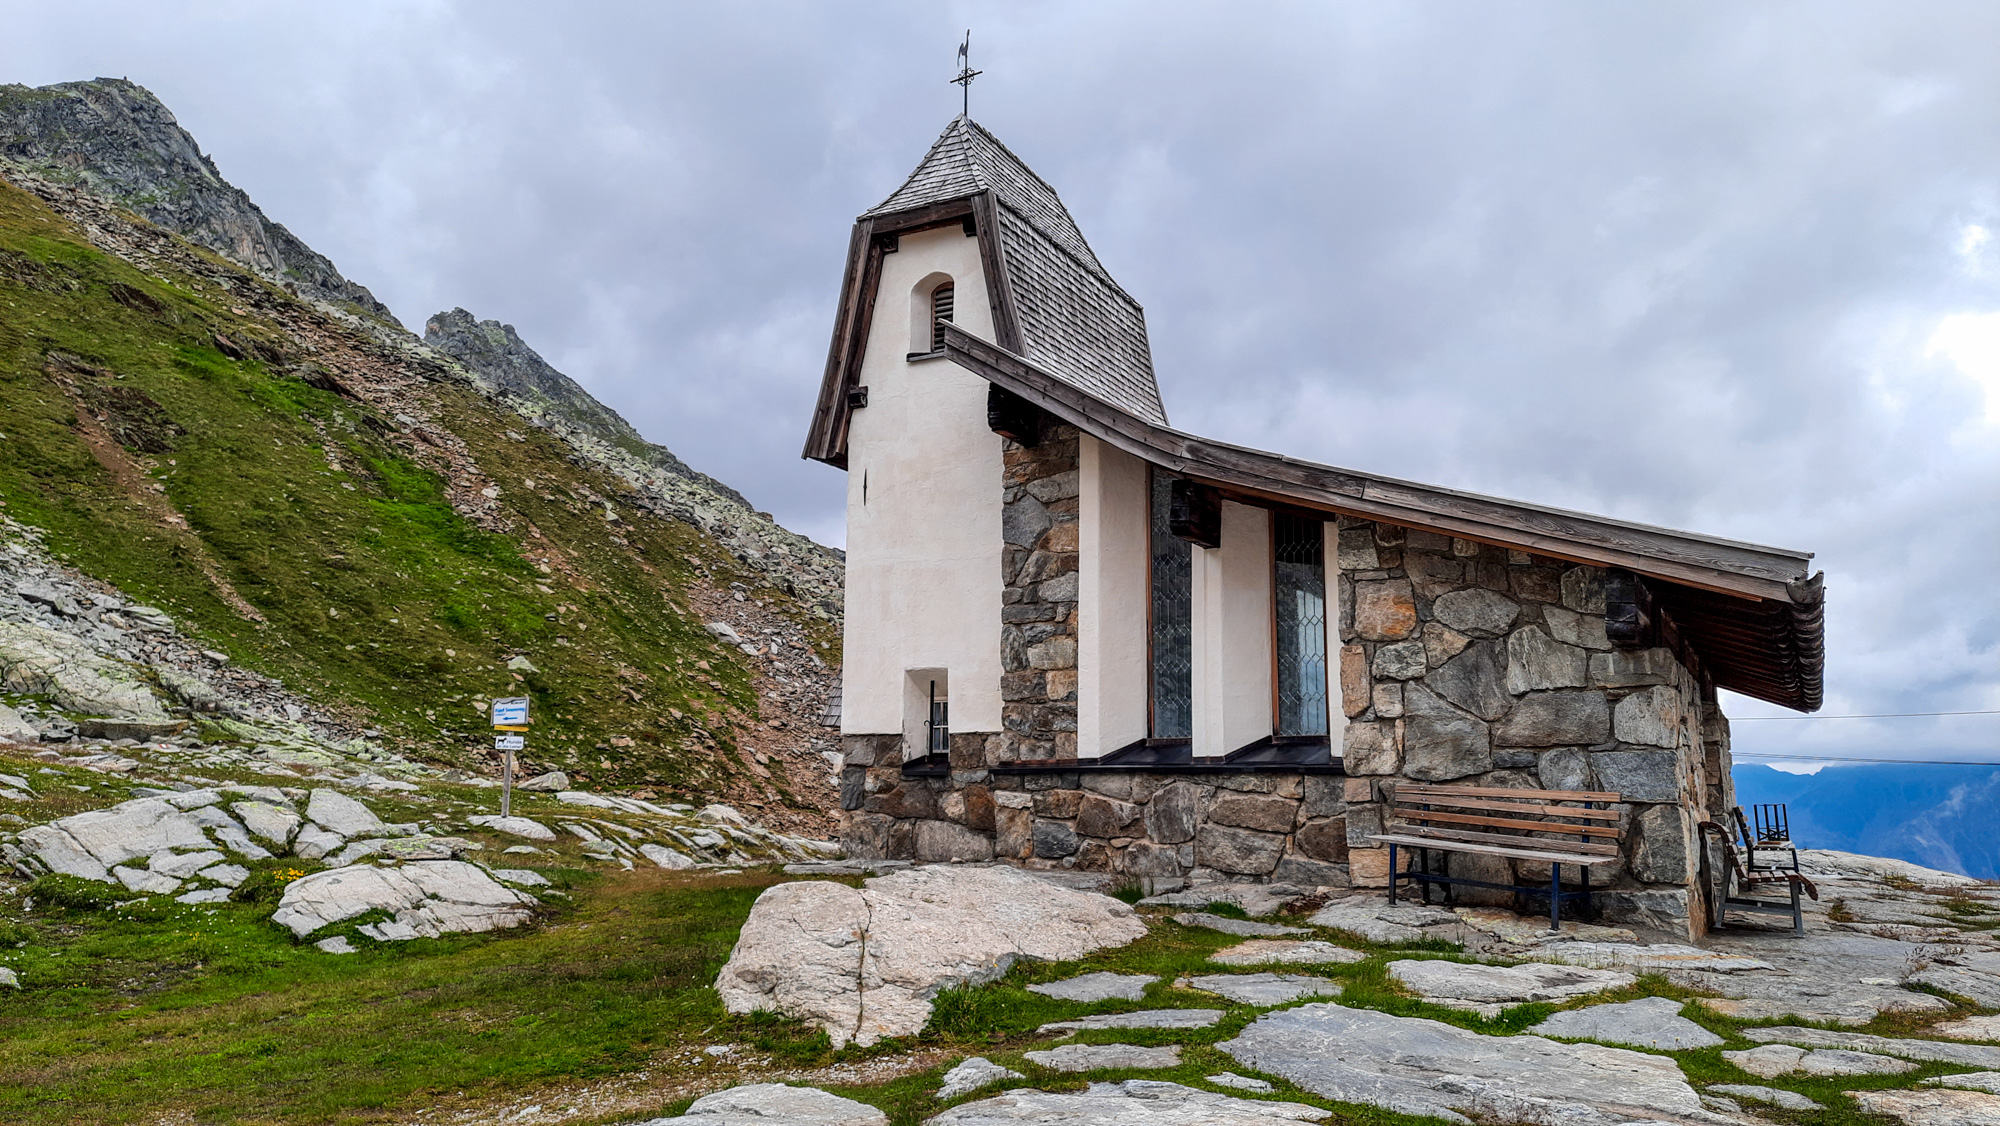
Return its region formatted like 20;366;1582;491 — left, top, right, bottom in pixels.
0;868;827;1125
3;868;1995;1126
0;176;836;794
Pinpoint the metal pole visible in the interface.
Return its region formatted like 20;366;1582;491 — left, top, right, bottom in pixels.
502;748;513;818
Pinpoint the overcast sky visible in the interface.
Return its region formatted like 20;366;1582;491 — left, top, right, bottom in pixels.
9;2;2000;767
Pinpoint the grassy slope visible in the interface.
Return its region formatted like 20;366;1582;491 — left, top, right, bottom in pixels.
0;177;828;794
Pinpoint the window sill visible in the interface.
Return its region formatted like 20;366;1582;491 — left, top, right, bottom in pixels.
904;350;951;363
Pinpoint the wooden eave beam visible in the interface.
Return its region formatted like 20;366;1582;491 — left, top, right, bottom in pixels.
941;324;1814;605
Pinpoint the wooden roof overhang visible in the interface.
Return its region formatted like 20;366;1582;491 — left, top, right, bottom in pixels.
801;194;1023;469
938;322;1826;713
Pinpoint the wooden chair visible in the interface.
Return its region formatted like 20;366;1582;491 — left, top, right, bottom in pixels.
1738;804;1799;876
1699;817;1818;937
1369;784;1627;933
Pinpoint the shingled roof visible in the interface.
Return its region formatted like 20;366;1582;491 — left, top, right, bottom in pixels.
803;117;1165;464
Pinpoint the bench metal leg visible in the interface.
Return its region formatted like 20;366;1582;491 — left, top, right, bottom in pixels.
1581;864;1591;920
1549;863;1561;933
1790;879;1804;937
1387;843;1399;905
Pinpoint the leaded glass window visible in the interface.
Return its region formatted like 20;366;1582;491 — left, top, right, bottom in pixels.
1274;512;1329;736
1149;470;1193;738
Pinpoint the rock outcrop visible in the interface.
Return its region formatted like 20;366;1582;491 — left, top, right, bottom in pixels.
715;865;1147;1047
0;78;396;320
270;860;538;939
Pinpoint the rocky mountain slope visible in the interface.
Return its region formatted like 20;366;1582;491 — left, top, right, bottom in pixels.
0;78;843;831
1735;763;2000;881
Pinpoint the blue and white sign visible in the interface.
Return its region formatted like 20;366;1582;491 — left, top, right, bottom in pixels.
494;733;525;751
491;697;530;726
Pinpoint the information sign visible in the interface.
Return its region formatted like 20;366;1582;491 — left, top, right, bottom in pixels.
494;734;525;751
491;697;530;727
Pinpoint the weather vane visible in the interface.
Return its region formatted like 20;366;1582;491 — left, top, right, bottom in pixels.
951;30;981;117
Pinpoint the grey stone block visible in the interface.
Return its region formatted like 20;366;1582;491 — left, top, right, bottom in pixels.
915;819;995;863
1432;588;1520;638
1033;819;1079;858
1493;690;1611;746
1591;748;1679;803
1401;684;1491;781
1372;640;1428;680
1427;640;1511;719
1145;781;1202;844
1505;627;1588;694
1195;823;1286;875
1613;685;1682;748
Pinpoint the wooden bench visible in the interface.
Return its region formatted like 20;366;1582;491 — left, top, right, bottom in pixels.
1698;810;1818;937
1369;783;1628;932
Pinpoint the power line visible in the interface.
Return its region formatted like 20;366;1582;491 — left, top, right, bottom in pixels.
1734;751;2000;766
1733;709;2000;721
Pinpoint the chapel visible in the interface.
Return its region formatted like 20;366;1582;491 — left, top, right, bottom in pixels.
802;115;1825;937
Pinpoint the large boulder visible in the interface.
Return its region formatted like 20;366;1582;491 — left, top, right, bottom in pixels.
0;619;169;719
270;860;538;939
716;865;1146;1047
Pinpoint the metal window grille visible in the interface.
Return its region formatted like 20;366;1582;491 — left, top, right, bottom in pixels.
1149;470;1193;738
930;283;954;352
926;679;950;753
1274;513;1329;735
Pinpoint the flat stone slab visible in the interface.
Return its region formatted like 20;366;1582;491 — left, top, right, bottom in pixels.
1707;1084;1823;1111
717;866;1147;1048
927;1079;1325;1125
1170;913;1307;937
1388;958;1633;1015
1926;1072;2000;1094
1027;971;1156;1002
269;860;537;939
936;1057;1023;1099
1531;942;1773;974
1689;933;1956;1025
1140;883;1305;918
466;814;556;841
1307;898;1464;944
1040;1009;1225;1033
1454;907;1636;946
1908;966;2000;1008
1725;1044;1916;1078
1529;996;1724;1050
1221;1003;1715;1125
638;1082;888;1125
1206;1073;1273;1093
1744;1026;2000;1069
1184;972;1338;1006
1210;939;1365;967
1850;1087;2000;1126
1022;1043;1183;1072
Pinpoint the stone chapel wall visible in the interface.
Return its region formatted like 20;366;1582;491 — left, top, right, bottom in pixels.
1333;518;1722;934
834;466;1727;938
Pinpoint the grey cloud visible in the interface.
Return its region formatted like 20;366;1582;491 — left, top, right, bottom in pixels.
10;1;1999;763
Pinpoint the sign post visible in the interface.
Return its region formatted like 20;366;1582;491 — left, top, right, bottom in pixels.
491;697;530;817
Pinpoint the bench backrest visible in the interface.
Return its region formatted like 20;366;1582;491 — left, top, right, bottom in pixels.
1385;783;1627;859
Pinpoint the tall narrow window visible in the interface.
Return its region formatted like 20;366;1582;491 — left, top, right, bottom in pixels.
930;282;954;352
927;679;950;753
1274;512;1329;736
1149;469;1193;738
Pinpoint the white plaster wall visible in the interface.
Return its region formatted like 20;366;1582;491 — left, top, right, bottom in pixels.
1323;521;1349;751
1078;435;1150;757
841;223;1003;739
1192;500;1274;755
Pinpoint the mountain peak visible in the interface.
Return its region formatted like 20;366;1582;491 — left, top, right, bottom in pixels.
0;77;398;323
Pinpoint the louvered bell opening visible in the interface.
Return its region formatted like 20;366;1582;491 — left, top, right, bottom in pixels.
931;283;955;352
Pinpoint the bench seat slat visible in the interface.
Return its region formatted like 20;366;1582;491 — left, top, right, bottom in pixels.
1385;821;1622;857
1395;784;1622;802
1368;832;1626;866
1390;793;1625;821
1394;807;1624;838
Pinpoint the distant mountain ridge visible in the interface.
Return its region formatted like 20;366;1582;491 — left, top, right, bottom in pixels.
1733;762;2000;881
0;78;397;322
